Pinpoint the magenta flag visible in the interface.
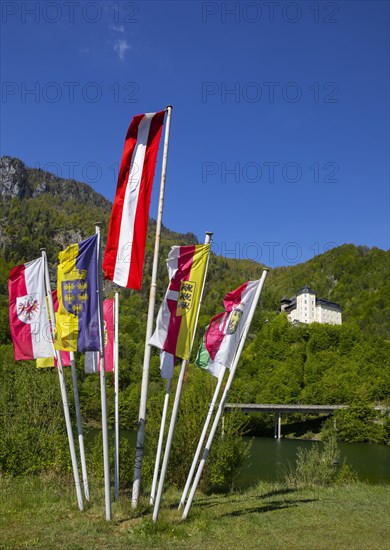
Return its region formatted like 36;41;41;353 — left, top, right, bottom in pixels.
84;298;114;373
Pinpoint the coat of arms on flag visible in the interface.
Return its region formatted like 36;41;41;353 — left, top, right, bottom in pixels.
225;307;243;334
16;294;40;324
62;277;89;316
176;281;196;316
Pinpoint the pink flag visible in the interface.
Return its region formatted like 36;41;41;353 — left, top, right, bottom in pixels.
84;298;114;373
103;298;114;372
9;257;53;360
103;111;166;290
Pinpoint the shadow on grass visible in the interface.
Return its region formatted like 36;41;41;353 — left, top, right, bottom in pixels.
165;491;238;510
256;487;297;499
220;498;317;518
177;487;299;511
178;495;247;510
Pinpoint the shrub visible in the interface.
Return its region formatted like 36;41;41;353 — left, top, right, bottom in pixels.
86;432;135;487
201;414;252;493
144;368;251;494
282;436;341;488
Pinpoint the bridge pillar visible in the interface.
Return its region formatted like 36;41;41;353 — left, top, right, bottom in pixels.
274;412;282;439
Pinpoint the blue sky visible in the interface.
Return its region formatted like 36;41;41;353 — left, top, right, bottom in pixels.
1;0;389;267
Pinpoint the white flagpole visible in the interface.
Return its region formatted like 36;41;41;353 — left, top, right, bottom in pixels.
152;358;185;523
152;231;213;523
150;375;172;506
178;365;226;510
114;291;120;500
132;105;173;508
182;269;269;520
41;249;84;511
96;223;112;521
70;350;90;501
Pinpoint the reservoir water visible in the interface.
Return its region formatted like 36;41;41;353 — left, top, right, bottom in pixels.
238;437;390;487
104;430;389;486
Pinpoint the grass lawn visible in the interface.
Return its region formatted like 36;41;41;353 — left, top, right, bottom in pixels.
1;477;389;549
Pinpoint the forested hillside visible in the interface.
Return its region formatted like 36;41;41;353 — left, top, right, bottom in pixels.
0;157;389;480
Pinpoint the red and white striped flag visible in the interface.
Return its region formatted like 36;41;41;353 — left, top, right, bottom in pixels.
9;257;54;361
103;110;166;289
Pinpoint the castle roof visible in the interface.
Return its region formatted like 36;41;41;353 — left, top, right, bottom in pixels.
316;298;342;311
296;286;315;296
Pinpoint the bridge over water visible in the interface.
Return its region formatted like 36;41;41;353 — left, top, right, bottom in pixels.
225;403;387;439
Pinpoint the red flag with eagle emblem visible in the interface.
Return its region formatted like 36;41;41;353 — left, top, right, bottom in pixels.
9;257;54;360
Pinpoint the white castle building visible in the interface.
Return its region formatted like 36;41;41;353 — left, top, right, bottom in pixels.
280;286;342;325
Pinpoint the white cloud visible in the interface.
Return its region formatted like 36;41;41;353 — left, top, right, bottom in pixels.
113;39;130;61
111;24;125;33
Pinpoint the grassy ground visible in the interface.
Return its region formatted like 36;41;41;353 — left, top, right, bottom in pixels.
1;477;389;549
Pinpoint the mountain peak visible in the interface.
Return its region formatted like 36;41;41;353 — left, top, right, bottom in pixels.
0;157;30;199
0;156;112;208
